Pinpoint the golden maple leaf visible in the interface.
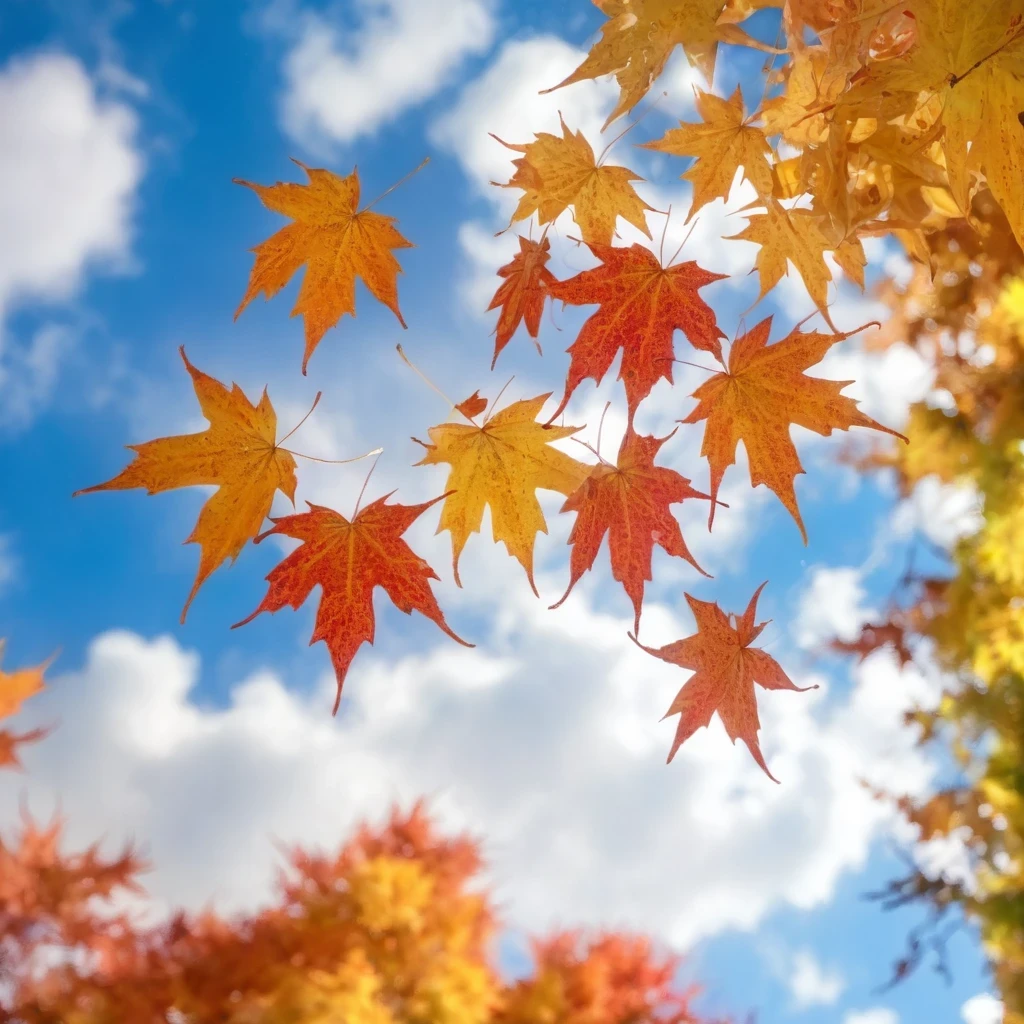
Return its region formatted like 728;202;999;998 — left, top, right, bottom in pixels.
842;0;1024;249
728;199;837;328
542;0;749;127
235;161;414;373
491;115;652;246
0;639;50;721
644;86;774;221
75;348;298;621
681;317;904;541
414;395;590;593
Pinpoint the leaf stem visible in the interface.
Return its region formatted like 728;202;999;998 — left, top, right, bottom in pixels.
396;344;478;424
363;157;430;212
597;92;665;165
353;450;383;519
281;445;384;466
279;391;322;446
484;376;515;424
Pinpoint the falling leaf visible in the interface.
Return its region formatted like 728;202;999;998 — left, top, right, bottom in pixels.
0;727;51;770
681;317;905;541
492;115;653;246
542;0;752;127
235;161;413;373
75;348;298;622
414;395;590;593
455;391;488;420
643;87;774;220
235;496;471;714
631;583;815;781
552;426;710;633
488;235;558;368
546;241;725;422
727;199;837;329
0;640;50;721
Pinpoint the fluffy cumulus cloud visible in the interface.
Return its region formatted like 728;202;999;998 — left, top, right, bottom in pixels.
796;566;875;649
961;993;1004;1024
787;949;845;1008
272;0;496;149
1;560;943;949
0;52;143;427
0;53;142;318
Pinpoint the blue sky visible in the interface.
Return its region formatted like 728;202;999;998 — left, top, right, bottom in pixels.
0;2;1004;1023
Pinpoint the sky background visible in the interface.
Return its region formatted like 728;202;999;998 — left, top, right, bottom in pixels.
0;1;1004;1022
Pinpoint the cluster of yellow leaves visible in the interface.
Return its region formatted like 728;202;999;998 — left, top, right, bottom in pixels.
0;789;718;1024
839;198;1024;1015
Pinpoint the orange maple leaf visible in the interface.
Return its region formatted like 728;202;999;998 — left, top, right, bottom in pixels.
234;495;472;713
234;161;413;373
488;235;558;368
0;640;50;721
552;426;711;633
0;640;53;771
0;727;52;770
75;348;298;621
681;317;904;541
632;583;815;781
541;0;754;128
546;241;725;422
491;116;653;246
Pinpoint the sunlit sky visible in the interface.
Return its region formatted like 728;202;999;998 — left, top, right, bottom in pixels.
0;1;1003;1022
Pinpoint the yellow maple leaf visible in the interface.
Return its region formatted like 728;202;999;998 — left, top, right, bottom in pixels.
542;0;750;127
414;395;589;593
235;161;414;373
491;114;652;246
842;0;1024;249
728;199;836;328
75;348;298;622
0;639;51;721
643;86;773;220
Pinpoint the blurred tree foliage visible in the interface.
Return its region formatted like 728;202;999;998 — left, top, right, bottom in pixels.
0;779;722;1023
840;193;1024;1017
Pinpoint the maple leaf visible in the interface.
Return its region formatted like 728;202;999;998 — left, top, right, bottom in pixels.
681;317;905;541
0;727;52;770
643;86;774;220
454;391;489;420
234;160;413;373
0;639;50;721
728;199;837;329
551;426;711;633
842;0;1024;250
75;348;298;622
631;583;815;781
545;241;725;422
492;115;653;246
235;495;471;714
542;0;756;127
487;235;558;368
413;395;590;594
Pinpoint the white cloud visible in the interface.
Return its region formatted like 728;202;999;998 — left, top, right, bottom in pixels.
844;1009;899;1024
788;949;845;1008
961;993;1004;1024
1;578;941;950
273;0;496;150
0;52;141;318
0;52;143;427
892;474;984;550
796;566;875;649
